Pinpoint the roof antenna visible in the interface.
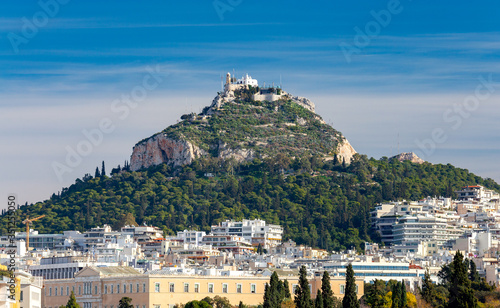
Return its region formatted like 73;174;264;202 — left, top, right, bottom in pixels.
397;132;400;155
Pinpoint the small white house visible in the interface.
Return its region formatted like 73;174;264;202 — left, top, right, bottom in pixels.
235;74;258;87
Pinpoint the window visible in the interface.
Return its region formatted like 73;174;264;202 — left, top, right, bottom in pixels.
73;286;75;294
79;285;82;295
143;283;146;293
117;284;120;294
194;283;200;293
137;283;139;293
67;287;69;296
292;284;298;293
356;285;359;294
95;285;98;295
105;285;108;294
340;285;345;294
154;305;161;308
184;283;189;293
55;287;58;296
236;284;242;293
124;284;127;293
111;285;114;294
169;283;175;292
222;283;228;293
155;283;160;293
208;283;214;293
61;287;64;296
130;284;133;293
251;284;256;294
20;290;23;301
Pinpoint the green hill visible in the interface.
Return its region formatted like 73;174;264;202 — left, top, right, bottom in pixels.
3;86;499;251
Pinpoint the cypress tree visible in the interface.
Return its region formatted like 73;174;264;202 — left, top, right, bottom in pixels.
400;281;407;308
95;167;100;178
321;271;335;308
469;259;480;283
447;251;477;308
101;161;106;176
264;272;282;308
391;282;400;308
283;279;291;299
421;269;434;304
315;290;324;308
264;283;271;308
295;266;313;308
342;263;359;308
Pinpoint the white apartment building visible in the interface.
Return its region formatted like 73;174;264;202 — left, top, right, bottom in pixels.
0;275;16;308
324;260;427;290
210;219;283;248
392;215;464;248
18;270;43;308
456;185;500;202
201;235;254;255
176;230;207;246
453;231;497;257
121;225;164;244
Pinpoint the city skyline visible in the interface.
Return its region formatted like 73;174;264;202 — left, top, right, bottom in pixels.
1;1;499;206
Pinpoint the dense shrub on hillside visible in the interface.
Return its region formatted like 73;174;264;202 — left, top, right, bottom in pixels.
2;154;498;252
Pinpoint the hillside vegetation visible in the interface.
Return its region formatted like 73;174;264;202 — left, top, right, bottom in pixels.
3;155;499;251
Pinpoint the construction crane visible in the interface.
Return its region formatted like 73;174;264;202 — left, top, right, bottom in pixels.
22;215;45;251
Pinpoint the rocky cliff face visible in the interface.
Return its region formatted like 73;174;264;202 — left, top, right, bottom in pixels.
336;139;357;164
130;86;357;171
130;134;206;171
393;152;425;164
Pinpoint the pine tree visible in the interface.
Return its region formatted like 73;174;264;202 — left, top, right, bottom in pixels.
295;266;313;308
321;271;335;308
101;161;106;176
315;290;324;308
365;279;386;308
118;297;133;308
64;291;80;308
342;264;359;308
447;251;477;308
95;167;100;178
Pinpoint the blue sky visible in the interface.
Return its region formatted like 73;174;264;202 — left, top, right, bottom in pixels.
1;1;499;206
